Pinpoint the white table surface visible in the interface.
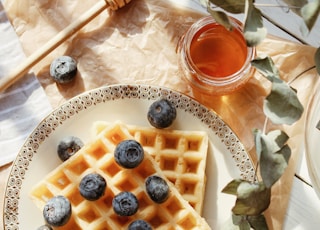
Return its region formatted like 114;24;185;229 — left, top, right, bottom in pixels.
1;0;320;229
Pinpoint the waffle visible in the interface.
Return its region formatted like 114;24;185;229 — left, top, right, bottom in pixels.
30;121;210;229
92;121;208;214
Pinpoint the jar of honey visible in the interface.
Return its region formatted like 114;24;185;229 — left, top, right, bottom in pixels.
178;16;255;97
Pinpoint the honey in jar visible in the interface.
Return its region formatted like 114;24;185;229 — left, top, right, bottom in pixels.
178;16;255;96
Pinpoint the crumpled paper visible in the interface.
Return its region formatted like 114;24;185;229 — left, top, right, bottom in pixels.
3;0;319;229
4;0;203;107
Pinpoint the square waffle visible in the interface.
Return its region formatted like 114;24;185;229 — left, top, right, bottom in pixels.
30;121;210;229
92;121;208;214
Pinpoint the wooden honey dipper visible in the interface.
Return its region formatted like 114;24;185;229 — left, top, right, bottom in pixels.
0;0;132;92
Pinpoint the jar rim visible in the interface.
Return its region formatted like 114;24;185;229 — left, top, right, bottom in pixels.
183;15;256;86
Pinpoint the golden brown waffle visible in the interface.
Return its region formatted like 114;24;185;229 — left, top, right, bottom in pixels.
30;121;210;229
92;121;208;214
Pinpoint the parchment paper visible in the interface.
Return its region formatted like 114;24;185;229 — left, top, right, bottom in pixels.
3;0;319;229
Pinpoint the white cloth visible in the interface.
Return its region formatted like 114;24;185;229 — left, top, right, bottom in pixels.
0;2;52;166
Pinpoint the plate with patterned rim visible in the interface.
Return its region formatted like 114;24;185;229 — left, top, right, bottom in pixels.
3;84;254;229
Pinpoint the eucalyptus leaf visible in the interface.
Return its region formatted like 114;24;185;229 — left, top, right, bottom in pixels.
232;214;251;230
256;130;289;160
244;0;267;47
316;119;320;131
259;133;291;188
262;145;291;188
266;130;289;152
239;221;251;230
251;57;280;81
282;0;308;16
198;0;209;7
253;129;263;159
232;214;244;225
247;215;268;230
222;179;243;195
315;47;320;75
281;145;292;163
207;8;233;30
301;0;320;31
209;0;245;14
233;181;271;215
264;81;304;125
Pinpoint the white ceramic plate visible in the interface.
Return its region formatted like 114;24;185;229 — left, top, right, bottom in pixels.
3;84;254;229
305;82;320;200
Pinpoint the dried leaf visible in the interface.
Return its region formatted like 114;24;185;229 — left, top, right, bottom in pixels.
232;181;271;215
232;214;251;230
282;0;308;16
262;145;291;188
239;221;251;230
243;0;267;47
259;133;291;188
209;0;245;14
232;214;244;225
251;56;303;125
301;0;320;31
253;129;263;159
316;119;320;131
207;8;233;30
264;81;304;125
315;47;320;75
222;179;243;195
266;130;289;152
247;215;268;230
251;57;280;81
198;0;210;7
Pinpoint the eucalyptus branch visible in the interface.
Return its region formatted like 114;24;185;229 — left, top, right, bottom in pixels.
254;4;299;9
205;1;317;229
253;160;260;184
209;3;300;10
262;117;268;135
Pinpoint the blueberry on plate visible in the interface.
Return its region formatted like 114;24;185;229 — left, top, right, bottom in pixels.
147;99;176;129
114;140;144;169
145;175;169;203
37;225;53;230
79;173;107;201
43;195;72;227
112;191;139;216
50;56;77;84
128;220;152;230
57;136;84;161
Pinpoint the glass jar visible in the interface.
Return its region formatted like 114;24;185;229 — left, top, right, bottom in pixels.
178;16;256;97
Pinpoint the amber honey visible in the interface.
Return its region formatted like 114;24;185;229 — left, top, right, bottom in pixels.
190;22;247;78
178;16;255;96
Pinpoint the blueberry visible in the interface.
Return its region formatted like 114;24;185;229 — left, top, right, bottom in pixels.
79;173;107;201
43;195;72;227
114;140;144;169
145;175;169;203
37;225;53;230
57;136;84;161
112;191;139;216
128;220;152;230
147;99;176;129
50;56;77;84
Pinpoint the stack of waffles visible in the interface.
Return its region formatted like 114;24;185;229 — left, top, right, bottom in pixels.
29;120;210;229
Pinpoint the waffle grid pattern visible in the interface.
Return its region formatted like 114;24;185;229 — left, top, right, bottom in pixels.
93;121;208;214
30;121;210;229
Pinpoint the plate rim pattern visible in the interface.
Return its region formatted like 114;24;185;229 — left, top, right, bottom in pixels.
3;84;255;229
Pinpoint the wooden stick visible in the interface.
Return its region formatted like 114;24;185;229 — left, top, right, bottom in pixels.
0;0;114;92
